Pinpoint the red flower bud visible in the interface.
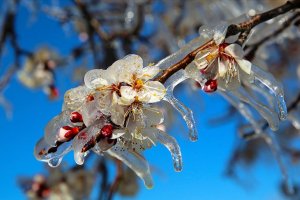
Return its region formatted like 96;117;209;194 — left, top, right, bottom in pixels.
70;112;83;123
100;124;113;138
203;79;217;93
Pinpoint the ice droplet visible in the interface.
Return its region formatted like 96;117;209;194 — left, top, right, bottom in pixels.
48;157;62;167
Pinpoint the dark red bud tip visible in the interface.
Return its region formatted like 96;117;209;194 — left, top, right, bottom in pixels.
203;79;218;93
86;95;94;102
100;124;113;138
200;69;206;74
194;81;202;88
49;85;59;99
70;112;83;123
62;126;80;139
219;43;229;51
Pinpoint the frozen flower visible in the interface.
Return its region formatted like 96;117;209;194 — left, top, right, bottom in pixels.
187;32;252;91
17;48;60;99
84;54;166;105
194;43;251;92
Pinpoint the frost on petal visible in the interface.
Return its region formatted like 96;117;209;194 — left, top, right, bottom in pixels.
145;128;183;172
34;138;72;167
142;81;166;103
119;86;137;105
107;142;153;189
73;121;105;165
44;110;73;145
62;86;89;111
138;66;160;81
84;69;109;89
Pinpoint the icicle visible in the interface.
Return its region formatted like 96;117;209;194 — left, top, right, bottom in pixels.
34;138;72;167
163;70;198;141
261;131;295;195
242;79;276;110
230;88;280;131
149;128;183;172
219;91;262;134
251;64;287;120
107;142;153;189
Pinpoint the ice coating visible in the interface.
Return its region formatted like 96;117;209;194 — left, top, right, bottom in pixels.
163;70;198;141
150;23;228;71
230;88;280;131
219;91;263;134
72;120;105;165
44;110;73;145
81;99;104;127
147;128;183;172
107;142;153;189
62;86;90;111
251;64;287;120
34;138;72;167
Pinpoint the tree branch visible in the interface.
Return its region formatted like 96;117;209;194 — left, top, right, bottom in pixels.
154;1;300;84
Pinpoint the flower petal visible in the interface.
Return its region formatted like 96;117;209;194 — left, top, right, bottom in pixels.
236;58;252;75
111;129;126;139
138;66;160;81
224;44;244;58
142;81;166;103
143;106;164;126
84;69;109;89
62;86;90;111
218;57;227;77
119;86;137;105
117;55;143;83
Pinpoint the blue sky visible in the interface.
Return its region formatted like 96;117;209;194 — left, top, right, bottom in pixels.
0;2;287;200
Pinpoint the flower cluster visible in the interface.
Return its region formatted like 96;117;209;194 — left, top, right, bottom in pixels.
18;48;60;99
19;167;95;200
184;25;287;133
35;54;182;188
35;25;288;189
